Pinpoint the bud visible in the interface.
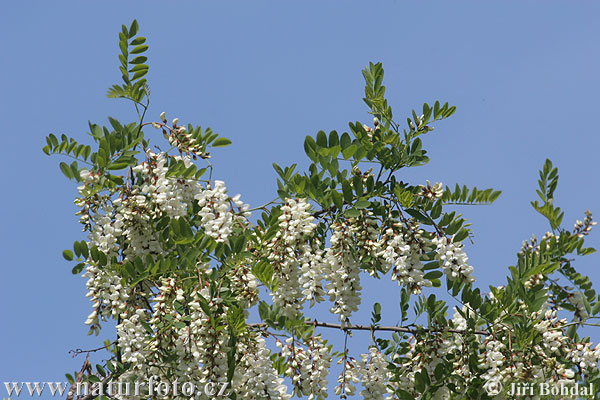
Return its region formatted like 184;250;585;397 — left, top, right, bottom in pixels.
159;111;166;122
373;117;379;126
172;118;179;126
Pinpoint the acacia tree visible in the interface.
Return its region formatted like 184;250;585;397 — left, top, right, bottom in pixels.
45;21;600;399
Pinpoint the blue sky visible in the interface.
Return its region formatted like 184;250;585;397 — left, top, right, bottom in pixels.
1;1;599;397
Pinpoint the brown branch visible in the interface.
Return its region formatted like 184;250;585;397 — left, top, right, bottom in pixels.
248;319;488;336
66;354;113;400
69;341;115;357
66;355;92;400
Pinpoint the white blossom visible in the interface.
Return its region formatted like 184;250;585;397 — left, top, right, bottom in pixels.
432;236;475;283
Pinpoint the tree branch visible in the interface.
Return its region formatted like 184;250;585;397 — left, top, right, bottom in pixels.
248;319;488;336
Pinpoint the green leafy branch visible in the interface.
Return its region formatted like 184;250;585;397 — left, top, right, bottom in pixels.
106;20;150;111
531;158;564;231
441;184;502;205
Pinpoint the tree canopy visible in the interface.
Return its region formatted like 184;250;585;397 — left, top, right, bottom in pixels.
46;20;599;400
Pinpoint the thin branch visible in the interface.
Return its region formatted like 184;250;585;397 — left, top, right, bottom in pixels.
248;319;488;336
66;355;92;400
69;341;116;357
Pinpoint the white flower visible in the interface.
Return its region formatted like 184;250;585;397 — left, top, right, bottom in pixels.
378;224;431;294
357;347;393;400
268;198;326;317
432;236;475;283
324;222;362;324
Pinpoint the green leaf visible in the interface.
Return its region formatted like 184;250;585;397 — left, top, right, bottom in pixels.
341;144;357;159
212;137;232;147
131;69;148;81
72;263;85;275
344;208;361;218
59;162;73;179
342;181;354;203
331;190;344;209
128;20;139;38
62;250;74;261
130;45;148;54
424;271;443;280
354;200;370;209
316;130;328;148
129;64;148;73
130;56;148;64
453;228;469;242
405;208;432;225
130;37;146;46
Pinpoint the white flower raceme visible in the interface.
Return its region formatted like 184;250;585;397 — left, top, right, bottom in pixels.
195;180;246;243
350;215;381;274
87;204;122;258
299;245;327;306
324;222;362;324
117;308;149;365
121;211;162;261
569;341;600;371
148;278;231;389
134;152;208;216
378;225;431;294
278;335;332;400
335;355;359;398
432;236;475;283
479;339;505;396
228;263;259;308
268;198;326;317
76;168;102;199
234;334;291;400
83;263;129;327
357;347;393;400
417;180;443;199
155;113;206;157
187;289;230;387
534;309;568;354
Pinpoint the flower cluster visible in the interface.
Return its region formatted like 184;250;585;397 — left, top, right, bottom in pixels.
350;214;381;274
335;354;359;398
154;112;207;157
117;308;149;365
278;335;332;400
417;180;443;200
479;339;505;396
324;222;362;324
432;236;475;283
195;180;249;243
357;347;393;400
83;262;129;331
234;334;291;399
267;198;322;317
379;224;431;294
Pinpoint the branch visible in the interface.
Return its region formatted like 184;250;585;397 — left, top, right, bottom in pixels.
69;341;115;357
248;319;488;336
66;355;91;400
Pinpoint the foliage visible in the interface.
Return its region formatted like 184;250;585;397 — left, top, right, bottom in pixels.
46;21;599;400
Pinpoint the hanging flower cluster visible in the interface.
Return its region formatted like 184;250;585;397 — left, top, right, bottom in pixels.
234;333;291;400
432;236;475;283
379;223;432;294
277;335;332;400
324;221;363;324
267;198;324;318
357;347;394;400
